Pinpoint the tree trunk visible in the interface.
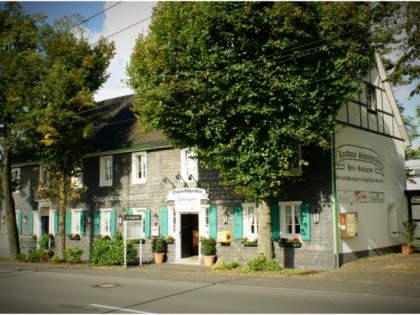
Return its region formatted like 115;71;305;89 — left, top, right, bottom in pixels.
58;173;67;257
257;199;273;260
1;148;20;261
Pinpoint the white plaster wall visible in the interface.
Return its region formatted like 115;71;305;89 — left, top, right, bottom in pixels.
335;126;408;253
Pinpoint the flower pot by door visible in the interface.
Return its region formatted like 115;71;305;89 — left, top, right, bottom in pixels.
203;255;216;267
154;253;165;264
402;244;413;255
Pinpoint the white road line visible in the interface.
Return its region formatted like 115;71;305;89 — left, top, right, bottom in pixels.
90;303;155;314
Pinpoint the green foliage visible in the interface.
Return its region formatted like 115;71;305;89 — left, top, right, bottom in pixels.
128;2;377;201
200;237;217;256
50;255;62;264
28;249;45;262
38;234;50;250
16;253;27;262
90;239;137;266
63;247;83;264
212;259;240;271
246;253;282;272
403;219;418;246
151;237;167;253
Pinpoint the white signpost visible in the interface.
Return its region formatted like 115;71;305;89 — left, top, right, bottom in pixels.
123;215;144;267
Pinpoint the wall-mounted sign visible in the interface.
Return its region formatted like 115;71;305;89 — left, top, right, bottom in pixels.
93;193;150;203
166;188;209;212
336;145;384;177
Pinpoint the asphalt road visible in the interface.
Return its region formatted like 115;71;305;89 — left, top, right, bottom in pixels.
0;261;419;314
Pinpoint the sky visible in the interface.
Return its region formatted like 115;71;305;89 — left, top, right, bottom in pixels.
10;1;420;149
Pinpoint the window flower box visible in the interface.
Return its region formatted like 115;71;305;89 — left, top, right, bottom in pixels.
165;235;175;244
279;237;302;248
241;237;258;247
69;233;81;241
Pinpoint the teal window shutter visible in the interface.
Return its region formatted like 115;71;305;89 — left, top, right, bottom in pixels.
233;205;243;240
300;203;311;241
54;211;59;235
80;210;86;236
110;209;116;238
17;212;22;235
94;210;100;237
160;207;168;237
144;209;151;239
29;211;34;235
209;205;217;239
65;210;72;235
270;204;280;241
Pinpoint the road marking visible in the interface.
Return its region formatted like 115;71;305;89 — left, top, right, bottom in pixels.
90;304;154;314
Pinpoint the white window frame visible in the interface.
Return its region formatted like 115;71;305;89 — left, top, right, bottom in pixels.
280;201;302;237
71;209;83;234
131;152;147;184
49;210;57;236
100;208;113;236
99;156;113;187
180;149;198;182
131;208;147;234
242;203;258;240
168;207;177;236
366;85;377;111
11;168;20;193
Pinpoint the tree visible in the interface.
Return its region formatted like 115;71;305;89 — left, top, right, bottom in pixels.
1;2;115;260
128;2;378;259
33;17;115;257
0;2;44;260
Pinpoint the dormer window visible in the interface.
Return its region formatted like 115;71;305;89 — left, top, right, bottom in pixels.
366;85;377;111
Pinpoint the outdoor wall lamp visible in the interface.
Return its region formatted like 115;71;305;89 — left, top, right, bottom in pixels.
313;209;320;225
153;213;159;226
188;174;200;188
175;174;189;188
118;215;123;225
1;216;5;224
86;214;92;224
23;215;28;225
162;176;176;188
222;211;230;225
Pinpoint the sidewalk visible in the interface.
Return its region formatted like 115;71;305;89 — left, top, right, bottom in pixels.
2;253;420;287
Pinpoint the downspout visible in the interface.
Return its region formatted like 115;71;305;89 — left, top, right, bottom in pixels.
331;134;340;268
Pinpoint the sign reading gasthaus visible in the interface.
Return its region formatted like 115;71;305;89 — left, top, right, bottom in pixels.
166;188;209;212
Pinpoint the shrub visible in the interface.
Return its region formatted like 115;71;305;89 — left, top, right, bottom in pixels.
212;259;240;271
63;247;83;264
39;234;50;250
50;255;62;264
246;253;282;272
17;253;27;262
152;237;167;253
90;239;137;266
28;249;44;262
200;237;216;255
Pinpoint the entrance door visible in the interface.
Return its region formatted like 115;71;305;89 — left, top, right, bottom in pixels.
41;216;49;236
181;214;199;258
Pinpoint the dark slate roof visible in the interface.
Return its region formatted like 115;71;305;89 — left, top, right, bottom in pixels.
86;94;170;153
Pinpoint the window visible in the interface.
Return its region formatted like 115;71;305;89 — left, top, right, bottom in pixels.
100;209;113;236
71;167;83;188
366;85;377;111
39;165;49;186
242;203;258;239
131;208;147;234
99;156;112;186
71;209;83;234
181;149;198;182
280;202;302;236
131;152;147;184
11;168;20;192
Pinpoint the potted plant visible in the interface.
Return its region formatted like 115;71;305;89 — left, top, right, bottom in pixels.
200;236;217;266
165;235;175;244
152;236;167;263
402;219;417;254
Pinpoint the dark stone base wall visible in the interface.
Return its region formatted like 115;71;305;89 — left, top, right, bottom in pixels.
339;245;401;266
